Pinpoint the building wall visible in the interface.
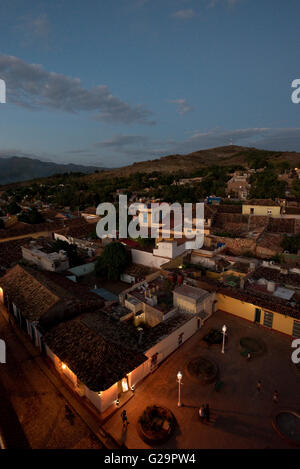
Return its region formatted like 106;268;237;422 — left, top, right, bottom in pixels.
144;303;164;327
131;249;168;268
22;246;69;272
153;241;186;259
68;262;96;277
242;205;281;216
45;344;119;413
145;315;199;364
173;293;197;313
217;293;296;336
90;383;118;413
127;360;150;389
190;254;216;269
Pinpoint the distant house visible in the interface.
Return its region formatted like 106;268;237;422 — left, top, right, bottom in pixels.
173;284;216;321
242;199;281;217
218;264;300;338
80;207;100;223
0;264;104;336
226;173;251;199
178;177;203;185
206;196;221;205
54;220;99;256
22;240;69;272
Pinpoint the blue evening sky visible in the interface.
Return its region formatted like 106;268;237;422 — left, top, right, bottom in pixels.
0;0;300;167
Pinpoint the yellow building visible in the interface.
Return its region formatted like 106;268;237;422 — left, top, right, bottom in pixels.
217;289;300;338
242;199;281;217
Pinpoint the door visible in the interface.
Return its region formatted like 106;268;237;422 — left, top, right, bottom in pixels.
254;308;261;323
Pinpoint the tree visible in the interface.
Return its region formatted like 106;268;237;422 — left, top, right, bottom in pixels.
95;241;131;280
291;179;300;198
7;201;21;215
281;234;300;254
18;208;45;224
249;169;286;199
52;240;82;267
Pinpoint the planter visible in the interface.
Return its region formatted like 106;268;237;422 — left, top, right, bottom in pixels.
272;410;300;447
239;336;266;357
137;406;176;445
186;356;219;384
202;328;228;348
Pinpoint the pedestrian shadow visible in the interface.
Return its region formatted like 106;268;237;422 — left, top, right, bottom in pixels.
118;423;130;446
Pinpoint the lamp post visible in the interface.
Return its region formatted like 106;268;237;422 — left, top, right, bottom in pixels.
177;371;183;407
221;325;227;354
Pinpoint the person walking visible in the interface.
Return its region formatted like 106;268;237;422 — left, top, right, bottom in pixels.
273;390;279;403
199;404;205;422
205;404;210;423
257;380;262;392
121;409;128;428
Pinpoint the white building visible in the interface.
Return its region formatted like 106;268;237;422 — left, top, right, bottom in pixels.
22;242;69;272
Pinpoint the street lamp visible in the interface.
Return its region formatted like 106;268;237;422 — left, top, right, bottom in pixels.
221;325;227;354
177;371;183;407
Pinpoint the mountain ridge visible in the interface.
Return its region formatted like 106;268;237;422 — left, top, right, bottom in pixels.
0;156;105;185
1;145;300;188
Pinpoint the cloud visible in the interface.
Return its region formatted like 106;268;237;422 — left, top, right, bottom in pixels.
94;135;148;148
208;0;241;7
172;9;195;20
15;13;52;47
89;133;169;166
0;55;154;125
89;127;300;167
169;127;300;154
168;98;194;115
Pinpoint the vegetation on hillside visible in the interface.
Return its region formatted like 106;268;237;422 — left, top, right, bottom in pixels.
249;169;287;199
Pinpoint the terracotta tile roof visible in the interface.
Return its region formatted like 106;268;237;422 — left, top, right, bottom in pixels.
56;220;97;239
219;285;300;319
44;312;148;391
0;238;34;270
243;199;280;207
250;266;300;288
0;264;103;323
0;217;83;240
256;233;284;251
123;263;157;278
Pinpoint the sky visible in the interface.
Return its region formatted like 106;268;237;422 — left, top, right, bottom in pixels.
0;0;300;168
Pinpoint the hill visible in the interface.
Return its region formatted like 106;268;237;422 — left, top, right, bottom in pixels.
0;156;104;185
81;145;300;182
1;146;300;188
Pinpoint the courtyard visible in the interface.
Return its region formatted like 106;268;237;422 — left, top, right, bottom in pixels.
103;310;300;449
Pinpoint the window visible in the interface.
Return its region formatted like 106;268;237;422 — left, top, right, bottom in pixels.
250;208;254;214
143;213;148;224
263;311;273;328
293;320;300;339
178;332;184;346
267;209;272;215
